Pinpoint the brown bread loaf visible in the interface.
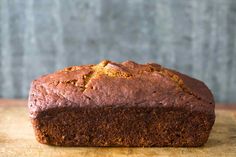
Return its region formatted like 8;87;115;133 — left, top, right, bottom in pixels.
28;60;215;147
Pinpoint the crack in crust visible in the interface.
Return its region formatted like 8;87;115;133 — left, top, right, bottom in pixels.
158;69;198;98
81;71;94;92
141;64;200;99
81;60;132;92
55;60;200;99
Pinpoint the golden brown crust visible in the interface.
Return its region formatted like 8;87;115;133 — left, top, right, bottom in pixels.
28;60;215;147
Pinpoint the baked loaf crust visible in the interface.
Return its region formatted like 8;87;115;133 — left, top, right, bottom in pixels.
28;60;215;147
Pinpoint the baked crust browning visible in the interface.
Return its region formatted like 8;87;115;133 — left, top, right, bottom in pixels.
28;60;215;147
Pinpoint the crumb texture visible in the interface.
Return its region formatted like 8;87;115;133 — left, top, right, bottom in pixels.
28;60;215;147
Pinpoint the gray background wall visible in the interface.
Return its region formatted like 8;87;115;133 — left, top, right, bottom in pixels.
0;0;236;103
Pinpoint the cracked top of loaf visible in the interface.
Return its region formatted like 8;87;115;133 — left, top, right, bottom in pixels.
28;60;215;118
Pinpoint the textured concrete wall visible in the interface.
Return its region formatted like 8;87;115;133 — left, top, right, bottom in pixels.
0;0;236;102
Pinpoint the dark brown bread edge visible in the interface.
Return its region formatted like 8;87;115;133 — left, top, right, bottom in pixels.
31;106;214;147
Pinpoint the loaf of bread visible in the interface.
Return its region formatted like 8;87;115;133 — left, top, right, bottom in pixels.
28;60;215;147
